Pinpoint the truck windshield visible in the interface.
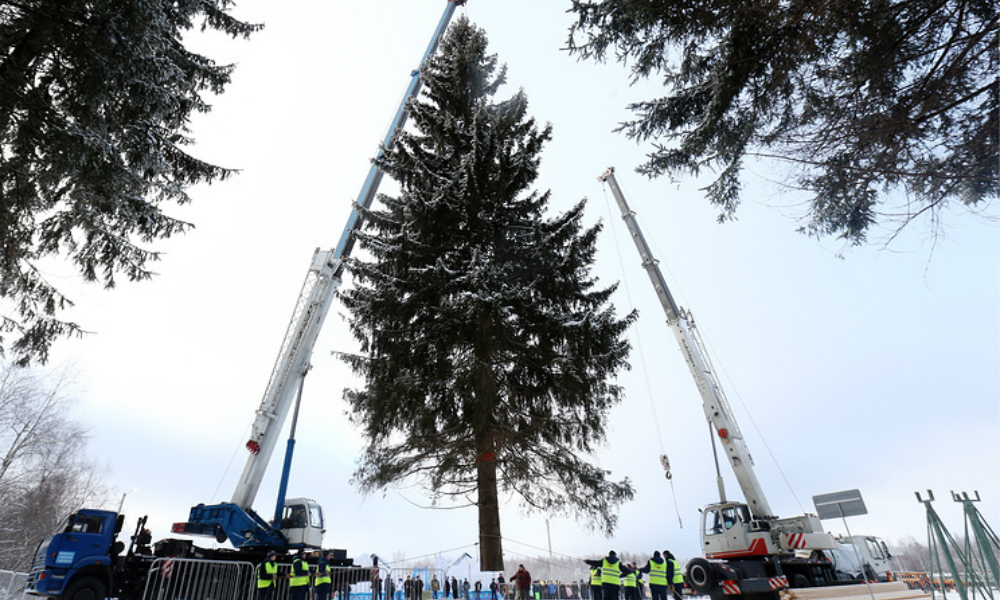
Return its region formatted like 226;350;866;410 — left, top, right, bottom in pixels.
283;505;308;528
55;515;72;535
67;514;104;534
309;504;323;529
705;509;723;535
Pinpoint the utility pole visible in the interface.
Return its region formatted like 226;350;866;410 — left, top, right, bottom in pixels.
546;519;554;581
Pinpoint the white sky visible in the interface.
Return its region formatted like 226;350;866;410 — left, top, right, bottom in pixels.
45;0;997;576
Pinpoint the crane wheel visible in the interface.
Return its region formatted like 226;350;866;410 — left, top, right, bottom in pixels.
63;577;107;600
686;558;718;595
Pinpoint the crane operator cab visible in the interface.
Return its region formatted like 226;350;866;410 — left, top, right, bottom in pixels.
702;502;773;558
279;498;325;548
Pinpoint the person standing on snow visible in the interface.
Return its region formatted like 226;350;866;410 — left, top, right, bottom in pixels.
256;551;280;600
664;551;684;600
638;551;668;600
589;566;603;600
288;550;311;600
509;564;532;600
585;550;628;600
314;551;333;600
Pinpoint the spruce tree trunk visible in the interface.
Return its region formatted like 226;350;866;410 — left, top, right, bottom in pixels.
473;334;503;572
476;438;504;571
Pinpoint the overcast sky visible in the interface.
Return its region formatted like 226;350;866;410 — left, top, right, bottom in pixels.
45;0;998;576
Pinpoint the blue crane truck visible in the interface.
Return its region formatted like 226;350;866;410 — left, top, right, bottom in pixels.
27;509;361;600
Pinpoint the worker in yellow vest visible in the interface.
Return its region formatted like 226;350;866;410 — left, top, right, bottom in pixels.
584;550;627;600
257;551;280;600
589;566;603;600
664;551;684;600
315;551;333;600
622;565;639;600
638;551;668;600
289;549;311;600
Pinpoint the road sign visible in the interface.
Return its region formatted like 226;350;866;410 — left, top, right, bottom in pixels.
813;489;868;520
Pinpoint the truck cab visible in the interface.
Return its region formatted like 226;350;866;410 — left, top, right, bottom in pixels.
28;509;123;600
702;502;778;558
279;498;325;548
829;535;894;582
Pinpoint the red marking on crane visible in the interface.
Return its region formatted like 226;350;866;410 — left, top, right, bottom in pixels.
706;538;770;558
722;581;741;595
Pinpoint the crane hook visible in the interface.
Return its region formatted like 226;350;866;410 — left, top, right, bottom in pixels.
660;454;672;480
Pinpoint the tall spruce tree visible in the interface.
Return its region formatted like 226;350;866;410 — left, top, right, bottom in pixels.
339;17;636;571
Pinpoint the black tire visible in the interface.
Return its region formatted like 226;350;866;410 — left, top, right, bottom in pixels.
791;575;810;589
63;577;106;600
686;558;718;595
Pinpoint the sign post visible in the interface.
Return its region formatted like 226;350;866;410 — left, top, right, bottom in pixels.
813;489;876;600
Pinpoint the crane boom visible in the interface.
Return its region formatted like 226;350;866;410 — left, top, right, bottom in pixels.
599;167;775;520
178;0;467;550
232;0;466;513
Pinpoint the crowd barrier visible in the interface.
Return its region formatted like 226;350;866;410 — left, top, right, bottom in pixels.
0;570;27;600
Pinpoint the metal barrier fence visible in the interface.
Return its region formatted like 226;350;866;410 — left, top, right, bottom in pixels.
0;570;27;600
378;570;590;600
256;562;376;600
379;569;447;600
142;558;255;600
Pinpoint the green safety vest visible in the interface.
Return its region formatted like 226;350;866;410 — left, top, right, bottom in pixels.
602;559;620;585
258;561;279;589
590;569;603;586
648;560;667;586
668;560;683;585
290;558;311;587
623;573;637;588
315;561;331;586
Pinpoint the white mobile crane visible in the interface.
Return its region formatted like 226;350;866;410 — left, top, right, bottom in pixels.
598;167;844;600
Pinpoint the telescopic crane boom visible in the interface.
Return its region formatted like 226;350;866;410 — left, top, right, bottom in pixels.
598;167;774;520
175;0;468;551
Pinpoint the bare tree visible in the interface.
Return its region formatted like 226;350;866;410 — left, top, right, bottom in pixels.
0;363;108;571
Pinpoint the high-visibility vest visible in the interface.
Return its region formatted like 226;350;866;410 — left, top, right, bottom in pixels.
648;560;667;586
602;559;620;585
590;569;603;586
258;561;279;589
290;558;311;587
623;573;637;588
315;560;331;586
668;560;684;585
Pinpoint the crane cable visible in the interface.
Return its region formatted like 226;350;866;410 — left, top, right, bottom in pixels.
599;178;682;529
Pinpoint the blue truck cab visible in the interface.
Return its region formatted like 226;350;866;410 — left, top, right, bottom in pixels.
28;509;124;600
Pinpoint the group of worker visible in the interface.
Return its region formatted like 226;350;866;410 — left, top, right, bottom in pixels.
257;549;342;600
584;551;684;600
256;549;684;600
